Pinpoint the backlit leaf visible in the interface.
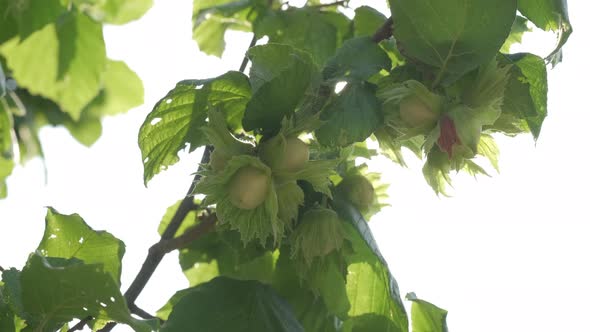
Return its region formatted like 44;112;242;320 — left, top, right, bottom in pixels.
139;71;250;184
389;0;516;85
37;208;125;285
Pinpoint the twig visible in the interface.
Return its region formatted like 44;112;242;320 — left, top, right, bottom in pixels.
0;265;4;272
129;303;159;321
239;36;257;73
372;17;394;43
67;317;92;332
149;213;217;255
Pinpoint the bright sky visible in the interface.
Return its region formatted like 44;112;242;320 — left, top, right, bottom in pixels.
1;1;589;331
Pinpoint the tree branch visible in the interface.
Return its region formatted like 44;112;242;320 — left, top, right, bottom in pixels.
129;303;159;321
149;212;217;255
0;265;4;272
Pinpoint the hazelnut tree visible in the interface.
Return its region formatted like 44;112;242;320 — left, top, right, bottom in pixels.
0;0;572;331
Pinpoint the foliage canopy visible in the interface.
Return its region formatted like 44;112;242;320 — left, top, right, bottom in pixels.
0;0;571;331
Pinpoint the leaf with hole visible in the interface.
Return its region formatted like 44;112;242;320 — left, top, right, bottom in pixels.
139;71;251;184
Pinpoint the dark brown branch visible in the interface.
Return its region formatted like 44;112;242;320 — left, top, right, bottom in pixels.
372;17;393;43
149;213;217;255
239;35;257;73
129;303;159;321
68;317;92;332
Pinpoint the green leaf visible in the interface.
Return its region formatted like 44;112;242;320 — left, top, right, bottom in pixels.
0;101;14;192
16;0;65;40
500;53;548;139
18;254;156;332
272;251;338;332
255;8;350;66
353;6;387;37
139;71;251;185
192;0;255;57
1;269;24;332
179;227;274;286
74;0;154;25
334;197;408;332
307;254;350;319
0;0;19;44
157;199;202;238
500;16;531;53
0;290;16;332
517;0;572;65
316;82;382;147
323;36;391;82
406;293;448;332
37;207;126;285
478;134;499;171
0;11;107;120
275;159;339;198
389;0;516;85
275;180;304;225
1;269;23;318
193;16;227;57
161;277;303;332
342;314;402;332
243;44;318;133
85;60;144;117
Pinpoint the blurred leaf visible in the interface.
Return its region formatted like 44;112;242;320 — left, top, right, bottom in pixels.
0;0;19;44
255;8;350;66
323;36;391;82
243;44;318;133
316;82;382;147
13;89;102;147
353;6;387;37
406;293;448;332
139;71;250;185
37;207;125;285
192;0;256;57
389;0;516;85
75;0;154;25
86;60;144;117
161;277;303;332
16;0;65;40
18;254;156;332
0;12;107;119
517;0;572;65
157;198;202;238
500;16;531;53
0;101;14;199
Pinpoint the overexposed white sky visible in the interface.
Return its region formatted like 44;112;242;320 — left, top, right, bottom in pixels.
1;1;589;331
